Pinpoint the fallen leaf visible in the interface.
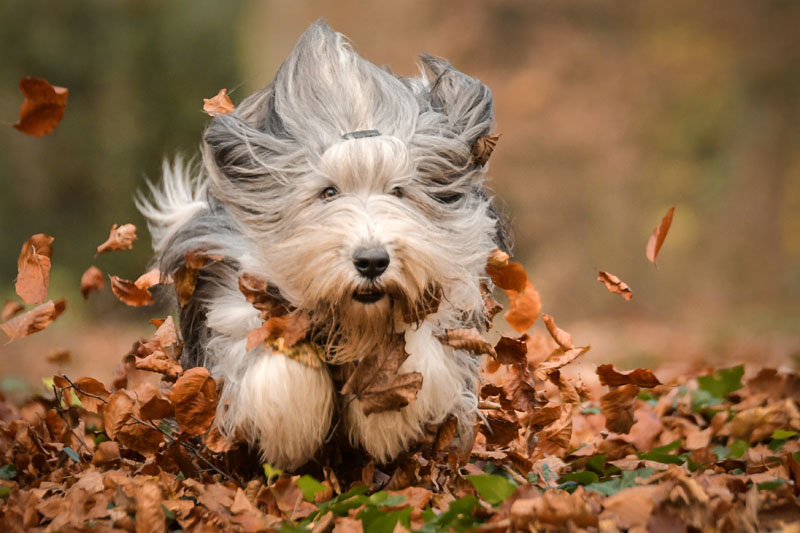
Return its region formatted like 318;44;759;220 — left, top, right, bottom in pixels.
92;440;121;465
13;76;68;136
152;316;179;351
134;480;166;533
342;334;424;416
135;268;166;290
495;336;528;365
15;233;54;305
646;206;675;263
238;272;291;318
542;314;574;350
597;365;661;388
481;413;521;446
173;250;222;307
0;299;65;340
506;280;541;333
96;223;137;254
110;275;155;306
486;249;527;292
433;416;458;452
532;346;589;381
601;384;640;434
437;328;496;357
73;377;111;413
45;348;72;364
204;88;235;116
103;390;135;440
205;425;237;453
134;382;173;420
246;310;310;351
169;367;218;435
80;265;105;299
184;249;224;269
135;351;183;381
597;271;633;301
1;300;24;321
472;133;501;166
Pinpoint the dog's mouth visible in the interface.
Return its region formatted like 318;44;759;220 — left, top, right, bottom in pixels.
352;287;386;304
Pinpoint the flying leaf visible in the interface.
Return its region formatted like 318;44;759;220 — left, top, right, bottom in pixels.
135;351;183;381
204;88;235;116
597;271;632;301
72;377;110;413
96;223;137;254
646;206;675;263
169;367;218;435
542;314;574;350
238;272;291;318
109;275;155;306
505;280;541;333
486;249;527;292
80;266;105;299
472;133;501;167
481;413;521;446
597;365;661;388
1;300;24;322
46;348;71;364
103;390;135;440
495;336;528;365
134;382;174;420
246;310;310;351
13;77;68;136
0;299;65;340
15;233;54;305
173;250;224;307
532;346;590;381
436;328;496;358
601;384;640;434
135;268;169;290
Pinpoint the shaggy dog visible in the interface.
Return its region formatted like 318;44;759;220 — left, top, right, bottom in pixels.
137;21;509;470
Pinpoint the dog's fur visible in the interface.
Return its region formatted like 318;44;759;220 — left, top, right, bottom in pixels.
137;21;509;470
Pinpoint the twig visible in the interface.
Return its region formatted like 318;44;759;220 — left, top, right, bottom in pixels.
50;384;91;459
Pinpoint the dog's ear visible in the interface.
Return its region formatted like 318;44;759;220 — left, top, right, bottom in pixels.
421;54;494;156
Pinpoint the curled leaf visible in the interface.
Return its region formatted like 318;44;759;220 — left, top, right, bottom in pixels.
597;271;633;301
486;249;527;292
646;206;675;263
96;223;137;254
472;133;501;166
238;272;290;319
597;364;661;388
169;367;218;435
0;299;65;340
135;268;168;290
109;276;155;306
80;266;105;299
13;76;68;136
246;310;310;351
437;328;496;357
15;233;54;305
1;300;24;322
495;336;528;365
204;88;235;116
542;314;574;351
505;280;541;333
601;384;640;434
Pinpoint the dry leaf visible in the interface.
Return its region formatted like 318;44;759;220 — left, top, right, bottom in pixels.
238;272;290;318
481;413;521;446
185;249;225;269
135;351;183;381
437;328;496;357
597;271;633;301
13;76;68;136
433;416;458;452
542;314;574;350
110;275;155;306
495;336;528;365
342;335;423;416
169;367;218;435
96;223;137;254
205;426;237;453
15;233;54;305
506;280;541;333
601;384;640;434
135;268;167;290
246;310;310;351
1;300;24;321
45;348;71;364
486;249;527;292
92;440;121;465
134;383;173;420
532;346;590;381
0;299;65;340
472;133;501;166
73;377;111;413
103;390;135;440
597;364;661;388
134;480;166;533
80;265;105;299
203;88;235;116
646;206;675;263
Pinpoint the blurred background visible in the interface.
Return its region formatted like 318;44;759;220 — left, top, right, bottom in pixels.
1;0;798;391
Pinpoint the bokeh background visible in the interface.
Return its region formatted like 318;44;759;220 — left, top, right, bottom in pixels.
1;0;799;391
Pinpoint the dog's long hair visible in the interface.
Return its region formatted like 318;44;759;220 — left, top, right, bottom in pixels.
137;21;510;468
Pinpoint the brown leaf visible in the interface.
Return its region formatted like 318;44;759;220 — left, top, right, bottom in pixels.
597;364;661;388
152;315;179;350
238;272;291;318
342;334;424;416
481;413;521;446
437;328;496;357
173;266;198;307
528;405;564;432
204;88;235;116
135;268;167;290
506;280;541;333
486;249;527;292
1;300;24;321
0;299;65;340
246;310;310;350
80;265;105;299
542;314;574;350
13;76;68;136
135;350;184;381
103;390;135;439
169;367;218;435
110;275;155;306
92;440;121;465
481;280;503;328
134;382;173;420
15;233;54;305
601;384;640;434
532;346;589;381
433;416;459;452
646;206;675;263
502;364;541;412
46;348;72;364
495;336;528;365
73;377;111;413
96;223;137;254
205;425;237;453
271;477;317;520
597;271;633;301
134;480;166;533
472;133;501;166
185;249;225;269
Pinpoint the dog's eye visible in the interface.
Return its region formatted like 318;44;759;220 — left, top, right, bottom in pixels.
320;187;338;201
390;187;403;198
434;192;463;204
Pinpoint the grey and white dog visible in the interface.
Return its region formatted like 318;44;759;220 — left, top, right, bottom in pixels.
137;21;509;470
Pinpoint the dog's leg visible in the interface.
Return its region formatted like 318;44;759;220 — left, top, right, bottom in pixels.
213;338;336;470
344;321;479;462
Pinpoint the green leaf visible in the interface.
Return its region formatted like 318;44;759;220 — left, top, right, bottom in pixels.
419;496;480;532
279;524;310;533
757;480;786;490
582;406;601;415
649;440;682;454
63;447;80;462
586;454;606;474
0;486;10;499
712;445;729;459
768;439;785;452
560;471;599;485
584;468;655;497
638;451;684;465
0;465;18;480
162;505;177;521
467;474;517;506
690;389;723;412
771;430;796;440
262;463;283;481
729;440;749;459
697;365;744;398
296;475;326;502
358;506;413;533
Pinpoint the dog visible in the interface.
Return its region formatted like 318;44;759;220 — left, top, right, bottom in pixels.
137;21;509;470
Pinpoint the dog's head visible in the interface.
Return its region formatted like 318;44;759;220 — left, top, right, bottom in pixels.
202;22;508;358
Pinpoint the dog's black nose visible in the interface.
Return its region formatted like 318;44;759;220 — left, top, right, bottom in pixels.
353;247;390;279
